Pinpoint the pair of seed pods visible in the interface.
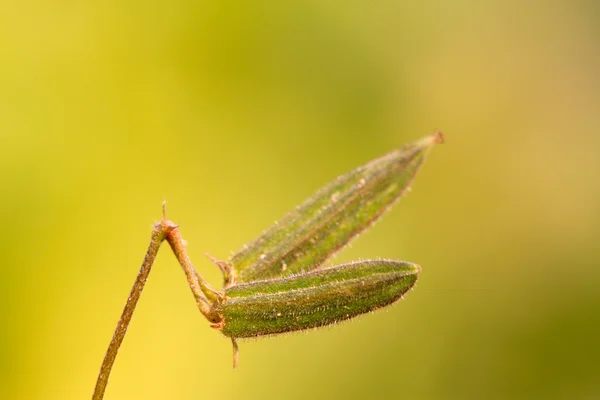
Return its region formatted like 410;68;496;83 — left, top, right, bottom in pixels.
93;133;443;400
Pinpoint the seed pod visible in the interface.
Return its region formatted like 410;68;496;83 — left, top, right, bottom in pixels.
229;133;443;283
212;260;420;338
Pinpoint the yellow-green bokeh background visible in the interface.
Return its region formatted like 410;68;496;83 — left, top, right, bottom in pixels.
2;1;599;399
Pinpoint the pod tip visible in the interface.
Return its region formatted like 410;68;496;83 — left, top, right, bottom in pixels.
432;130;445;144
412;263;422;274
418;130;445;148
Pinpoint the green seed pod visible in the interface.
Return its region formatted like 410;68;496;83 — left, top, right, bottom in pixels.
229;133;443;283
212;260;420;338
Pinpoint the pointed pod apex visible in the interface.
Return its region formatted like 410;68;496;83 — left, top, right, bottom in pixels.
407;262;422;275
387;260;421;278
432;130;445;144
419;131;445;148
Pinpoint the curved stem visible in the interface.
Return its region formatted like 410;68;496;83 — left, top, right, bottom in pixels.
92;220;177;400
165;227;221;315
92;215;221;400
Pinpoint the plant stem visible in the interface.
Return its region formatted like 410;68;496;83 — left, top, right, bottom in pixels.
92;219;176;400
92;217;218;400
165;227;221;316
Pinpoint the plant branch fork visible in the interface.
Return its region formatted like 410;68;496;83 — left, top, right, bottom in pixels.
92;208;223;400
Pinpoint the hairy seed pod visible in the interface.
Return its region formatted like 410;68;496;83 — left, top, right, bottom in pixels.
213;260;420;338
229;133;443;283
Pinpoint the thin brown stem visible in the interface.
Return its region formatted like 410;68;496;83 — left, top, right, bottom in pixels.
165;227;223;317
92;219;177;400
92;217;221;400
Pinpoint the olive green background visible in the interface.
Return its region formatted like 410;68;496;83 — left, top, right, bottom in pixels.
1;1;599;399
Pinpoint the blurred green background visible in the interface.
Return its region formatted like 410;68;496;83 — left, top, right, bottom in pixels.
1;1;599;399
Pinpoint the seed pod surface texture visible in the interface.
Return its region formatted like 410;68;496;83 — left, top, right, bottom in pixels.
215;260;420;338
230;133;442;283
